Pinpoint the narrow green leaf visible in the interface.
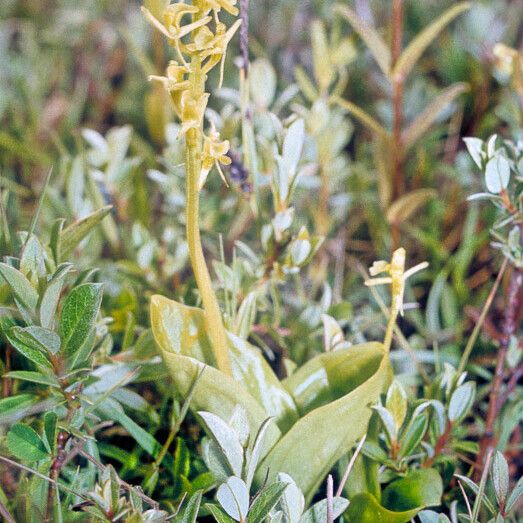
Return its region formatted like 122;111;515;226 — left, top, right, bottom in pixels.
206;503;236;523
179;490;203;523
59;205;112;261
335;97;389;138
5;371;60;388
506;476;523;513
5;327;52;369
40;263;73;329
491;451;509;507
402;83;468;151
6;423;49;462
386;189;437;225
334;4;391;77
0;394;39;420
392;3;471;80
43;412;58;454
248;482;288;523
0;262;38;311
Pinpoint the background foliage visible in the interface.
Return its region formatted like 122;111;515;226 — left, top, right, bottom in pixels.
0;0;522;521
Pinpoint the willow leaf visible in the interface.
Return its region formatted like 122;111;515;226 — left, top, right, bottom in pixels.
386;189;437;225
59;205;113;261
402;83;468;151
334;4;391;77
392;3;471;80
335;98;389;138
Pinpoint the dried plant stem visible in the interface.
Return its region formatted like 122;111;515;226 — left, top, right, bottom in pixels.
471;448;493;523
336;434;367;496
186;55;232;376
457;257;508;375
391;0;404;249
475;264;522;480
0;499;15;523
326;475;334;523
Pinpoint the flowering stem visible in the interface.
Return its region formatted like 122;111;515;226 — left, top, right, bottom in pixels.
383;300;399;353
186;55;232;376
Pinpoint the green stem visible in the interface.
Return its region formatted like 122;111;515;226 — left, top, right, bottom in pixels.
383;300;399;353
185;57;232;376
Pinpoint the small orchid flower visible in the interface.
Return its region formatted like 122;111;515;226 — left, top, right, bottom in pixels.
141;4;212;65
199;20;242;86
148;61;190;92
178;91;210;137
199;128;231;189
365;248;428;316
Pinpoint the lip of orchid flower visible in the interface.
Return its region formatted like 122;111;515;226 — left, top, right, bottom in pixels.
147;61;191;93
199;0;239;16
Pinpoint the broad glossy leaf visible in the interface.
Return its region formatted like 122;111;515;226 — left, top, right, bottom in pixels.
382;468;442;512
258;344;390;502
150;295;292;439
344;493;421;523
283;343;385;415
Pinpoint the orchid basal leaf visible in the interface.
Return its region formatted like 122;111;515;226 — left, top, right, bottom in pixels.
151;294;391;503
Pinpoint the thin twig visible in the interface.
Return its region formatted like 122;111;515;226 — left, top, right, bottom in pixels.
336;433;367;497
77;449;159;509
0;455;90;502
458;480;473;518
457;258;508;375
470;449;493;523
0;498;15;523
239;0;249;74
475;266;523;479
391;0;404;249
152;367;205;469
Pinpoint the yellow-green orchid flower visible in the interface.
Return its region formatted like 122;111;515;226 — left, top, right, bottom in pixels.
199;129;231;189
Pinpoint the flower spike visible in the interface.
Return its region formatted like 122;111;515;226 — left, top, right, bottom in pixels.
365;248;428;352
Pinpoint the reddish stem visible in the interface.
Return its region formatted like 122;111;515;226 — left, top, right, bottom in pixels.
391;0;404;249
